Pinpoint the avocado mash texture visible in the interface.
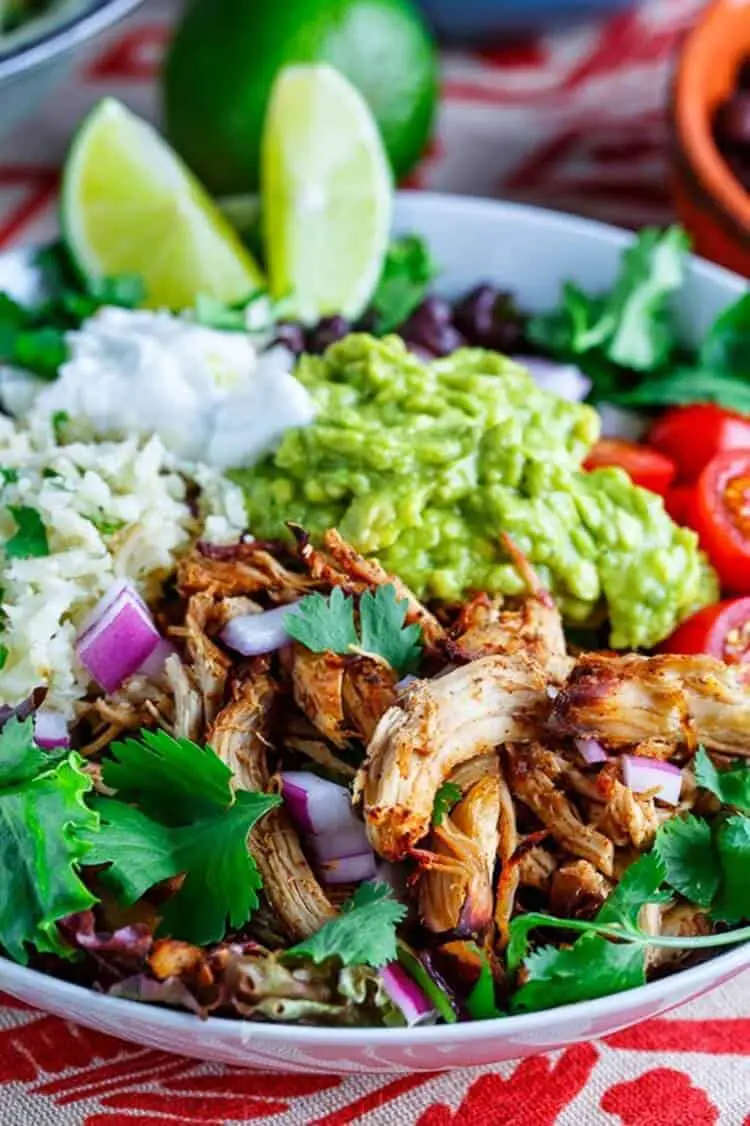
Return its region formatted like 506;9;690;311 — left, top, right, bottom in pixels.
234;335;716;648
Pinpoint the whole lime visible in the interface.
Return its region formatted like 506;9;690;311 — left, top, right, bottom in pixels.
162;0;439;197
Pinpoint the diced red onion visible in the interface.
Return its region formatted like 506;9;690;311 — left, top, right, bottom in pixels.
512;355;591;402
77;580;148;643
622;755;682;806
34;711;70;749
318;851;378;884
576;737;609;765
396;674;417;693
596;402;649;442
138;638;177;682
76;584;161;693
281;772;376;882
220;602;300;656
379;963;437;1027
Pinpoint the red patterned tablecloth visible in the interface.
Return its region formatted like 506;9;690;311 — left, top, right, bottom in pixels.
1;1;749;1123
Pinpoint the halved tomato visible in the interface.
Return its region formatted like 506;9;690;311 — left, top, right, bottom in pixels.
649;404;750;482
583;438;676;496
664;483;696;526
691;450;750;592
660;597;750;665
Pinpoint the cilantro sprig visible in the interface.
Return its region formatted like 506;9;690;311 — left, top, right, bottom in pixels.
507;851;750;1014
4;506;49;559
289;882;406;968
285;584;423;675
87;729;281;944
695;746;750;812
367;236;438;336
528;226;750;412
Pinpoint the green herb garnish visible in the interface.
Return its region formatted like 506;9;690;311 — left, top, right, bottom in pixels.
289;882;406;968
285;584;423;674
4;505;49;559
368;236;438;335
432;781;461;827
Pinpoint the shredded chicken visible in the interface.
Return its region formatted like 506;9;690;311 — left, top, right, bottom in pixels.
164;654;202;742
549;860;612;918
418;775;500;937
290;645;348;748
178;543;314;603
210;671;336;940
450;538;572;684
516;846;557;891
646;903;711;972
182;593;231;727
551;652;750;756
596;778;660;850
342;656;398;743
506;744;615;876
494;757;521;948
355;654;549;860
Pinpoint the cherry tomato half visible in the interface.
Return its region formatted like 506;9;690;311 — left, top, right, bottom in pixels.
660;597;750;665
649;404;750;482
583;438;676;496
664;483;696;527
691;450;750;592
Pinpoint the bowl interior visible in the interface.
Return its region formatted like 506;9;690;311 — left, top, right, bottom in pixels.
0;193;747;1070
674;0;750;230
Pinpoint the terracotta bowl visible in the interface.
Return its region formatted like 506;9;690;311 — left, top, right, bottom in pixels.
673;0;750;275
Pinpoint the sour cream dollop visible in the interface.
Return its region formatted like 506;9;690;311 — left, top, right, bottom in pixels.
30;306;317;469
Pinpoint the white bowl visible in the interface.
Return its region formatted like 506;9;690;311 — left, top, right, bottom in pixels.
0;0;145;143
0;192;747;1073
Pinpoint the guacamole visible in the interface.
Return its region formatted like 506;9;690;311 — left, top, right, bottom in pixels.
233;335;717;648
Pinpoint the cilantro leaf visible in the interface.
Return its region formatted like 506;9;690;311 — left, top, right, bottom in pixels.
465;946;504;1020
713;815;750;925
51;410;69;444
0;645;7;671
86;790;281;945
159;790;281;944
611;368;750;414
655;814;720;908
88;274;146;309
12;327;68;379
432;781;461;827
596;852;671;929
700;292;750;376
285;587;358;655
695;747;750;813
82;798;180;905
359;584;423;674
0;752;97;963
102;729;235;825
5;506;49;559
0;716;64;787
0;467;18;485
289;882;406;968
368;236;438;336
510;933;646;1014
286;585;424;673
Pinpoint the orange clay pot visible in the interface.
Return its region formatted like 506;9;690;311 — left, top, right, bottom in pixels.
672;0;750;276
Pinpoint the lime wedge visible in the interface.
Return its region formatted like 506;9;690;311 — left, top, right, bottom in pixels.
262;64;392;325
61;98;264;310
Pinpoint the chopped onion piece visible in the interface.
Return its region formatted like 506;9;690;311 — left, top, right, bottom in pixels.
76;586;161;693
596;402;649;442
318;851;378;884
379;963;437;1027
576;737;608;765
77;580;148;643
34;711;70;749
306;823;372;863
138;638;177;682
622;755;682;806
220;603;300;656
396;674;417;693
280;772;360;836
512;355;591;402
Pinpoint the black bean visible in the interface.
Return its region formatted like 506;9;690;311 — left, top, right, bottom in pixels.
399;298;465;356
307;315;351;353
273;322;307;355
452;284;525;351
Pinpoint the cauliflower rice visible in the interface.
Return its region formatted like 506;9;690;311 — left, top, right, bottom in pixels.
0;415;246;715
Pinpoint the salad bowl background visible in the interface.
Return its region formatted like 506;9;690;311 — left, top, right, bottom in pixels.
0;0;144;142
0;192;748;1072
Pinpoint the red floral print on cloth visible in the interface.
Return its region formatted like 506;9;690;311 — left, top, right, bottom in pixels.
0;1008;340;1124
416;1044;598;1126
601;1069;719;1126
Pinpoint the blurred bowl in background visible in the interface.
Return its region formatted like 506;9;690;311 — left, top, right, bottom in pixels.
0;0;144;143
415;0;638;41
673;0;750;276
